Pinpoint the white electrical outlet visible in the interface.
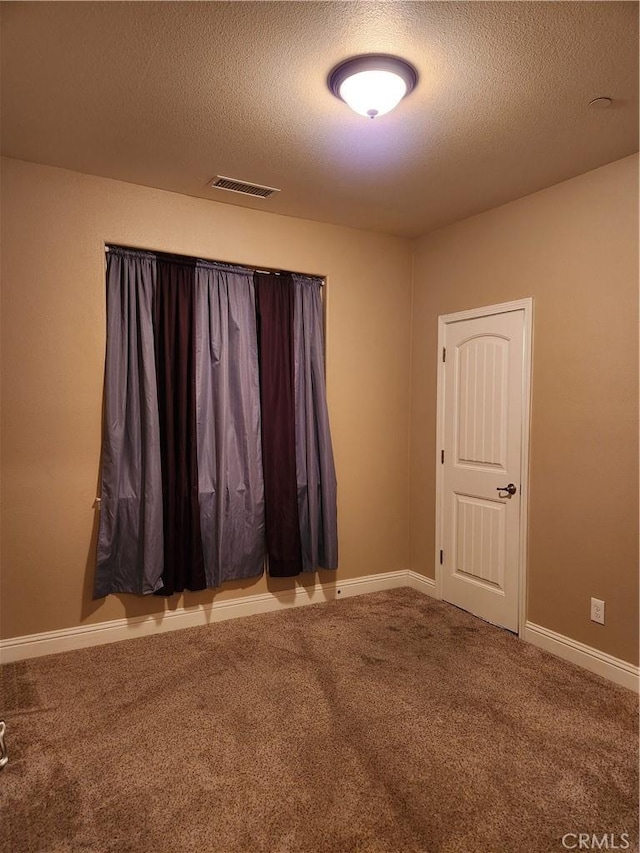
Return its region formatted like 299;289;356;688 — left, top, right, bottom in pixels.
590;597;605;625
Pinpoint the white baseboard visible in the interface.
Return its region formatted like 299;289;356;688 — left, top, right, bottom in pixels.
2;570;636;693
0;570;412;664
524;622;639;692
407;570;438;597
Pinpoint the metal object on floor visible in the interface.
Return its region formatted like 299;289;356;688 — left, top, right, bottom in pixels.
0;721;7;769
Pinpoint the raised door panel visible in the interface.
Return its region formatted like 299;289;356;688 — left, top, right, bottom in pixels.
456;336;508;470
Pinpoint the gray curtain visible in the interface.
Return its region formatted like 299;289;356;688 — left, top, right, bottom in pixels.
95;249;164;596
293;276;338;570
95;250;336;596
194;262;265;586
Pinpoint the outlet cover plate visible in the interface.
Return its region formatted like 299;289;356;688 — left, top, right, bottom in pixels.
590;597;605;625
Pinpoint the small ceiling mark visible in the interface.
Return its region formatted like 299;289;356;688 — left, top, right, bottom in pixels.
588;97;613;109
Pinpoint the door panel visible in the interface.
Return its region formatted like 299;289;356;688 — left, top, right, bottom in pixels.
457;336;508;468
454;494;505;589
441;309;526;632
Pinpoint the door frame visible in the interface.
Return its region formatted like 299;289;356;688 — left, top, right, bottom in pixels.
434;298;533;637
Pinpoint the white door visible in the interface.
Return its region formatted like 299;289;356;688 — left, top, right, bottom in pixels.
437;301;531;633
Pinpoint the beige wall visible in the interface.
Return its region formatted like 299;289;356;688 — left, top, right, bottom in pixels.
0;157;413;639
2;155;638;667
409;155;639;665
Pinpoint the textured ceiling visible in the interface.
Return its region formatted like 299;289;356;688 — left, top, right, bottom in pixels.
1;1;638;237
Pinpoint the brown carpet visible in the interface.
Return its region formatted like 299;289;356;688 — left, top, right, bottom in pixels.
1;588;637;853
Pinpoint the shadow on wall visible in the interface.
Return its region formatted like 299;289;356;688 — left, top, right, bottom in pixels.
81;518;336;628
266;570;337;604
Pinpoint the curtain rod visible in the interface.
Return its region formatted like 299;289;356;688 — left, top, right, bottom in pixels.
104;244;324;284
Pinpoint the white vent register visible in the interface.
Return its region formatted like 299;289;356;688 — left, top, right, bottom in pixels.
210;176;280;199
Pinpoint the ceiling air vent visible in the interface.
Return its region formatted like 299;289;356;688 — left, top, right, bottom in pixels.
210;175;280;199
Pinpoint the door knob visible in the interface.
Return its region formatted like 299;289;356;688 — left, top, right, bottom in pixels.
497;483;517;496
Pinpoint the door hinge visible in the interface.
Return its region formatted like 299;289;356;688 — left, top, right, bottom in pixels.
440;550;443;565
441;449;444;464
442;347;446;363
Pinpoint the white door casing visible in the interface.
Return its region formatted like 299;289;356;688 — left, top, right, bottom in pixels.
435;299;532;634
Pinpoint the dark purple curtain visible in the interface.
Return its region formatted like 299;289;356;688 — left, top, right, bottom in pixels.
153;255;206;594
254;273;303;576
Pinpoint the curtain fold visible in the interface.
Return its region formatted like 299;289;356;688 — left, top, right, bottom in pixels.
195;264;265;586
95;249;164;596
254;273;303;576
153;255;206;595
293;276;338;571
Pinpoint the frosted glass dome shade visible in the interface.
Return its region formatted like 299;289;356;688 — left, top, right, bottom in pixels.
339;70;407;118
328;55;418;119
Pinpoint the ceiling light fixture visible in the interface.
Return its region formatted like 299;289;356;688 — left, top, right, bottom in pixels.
328;54;418;119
